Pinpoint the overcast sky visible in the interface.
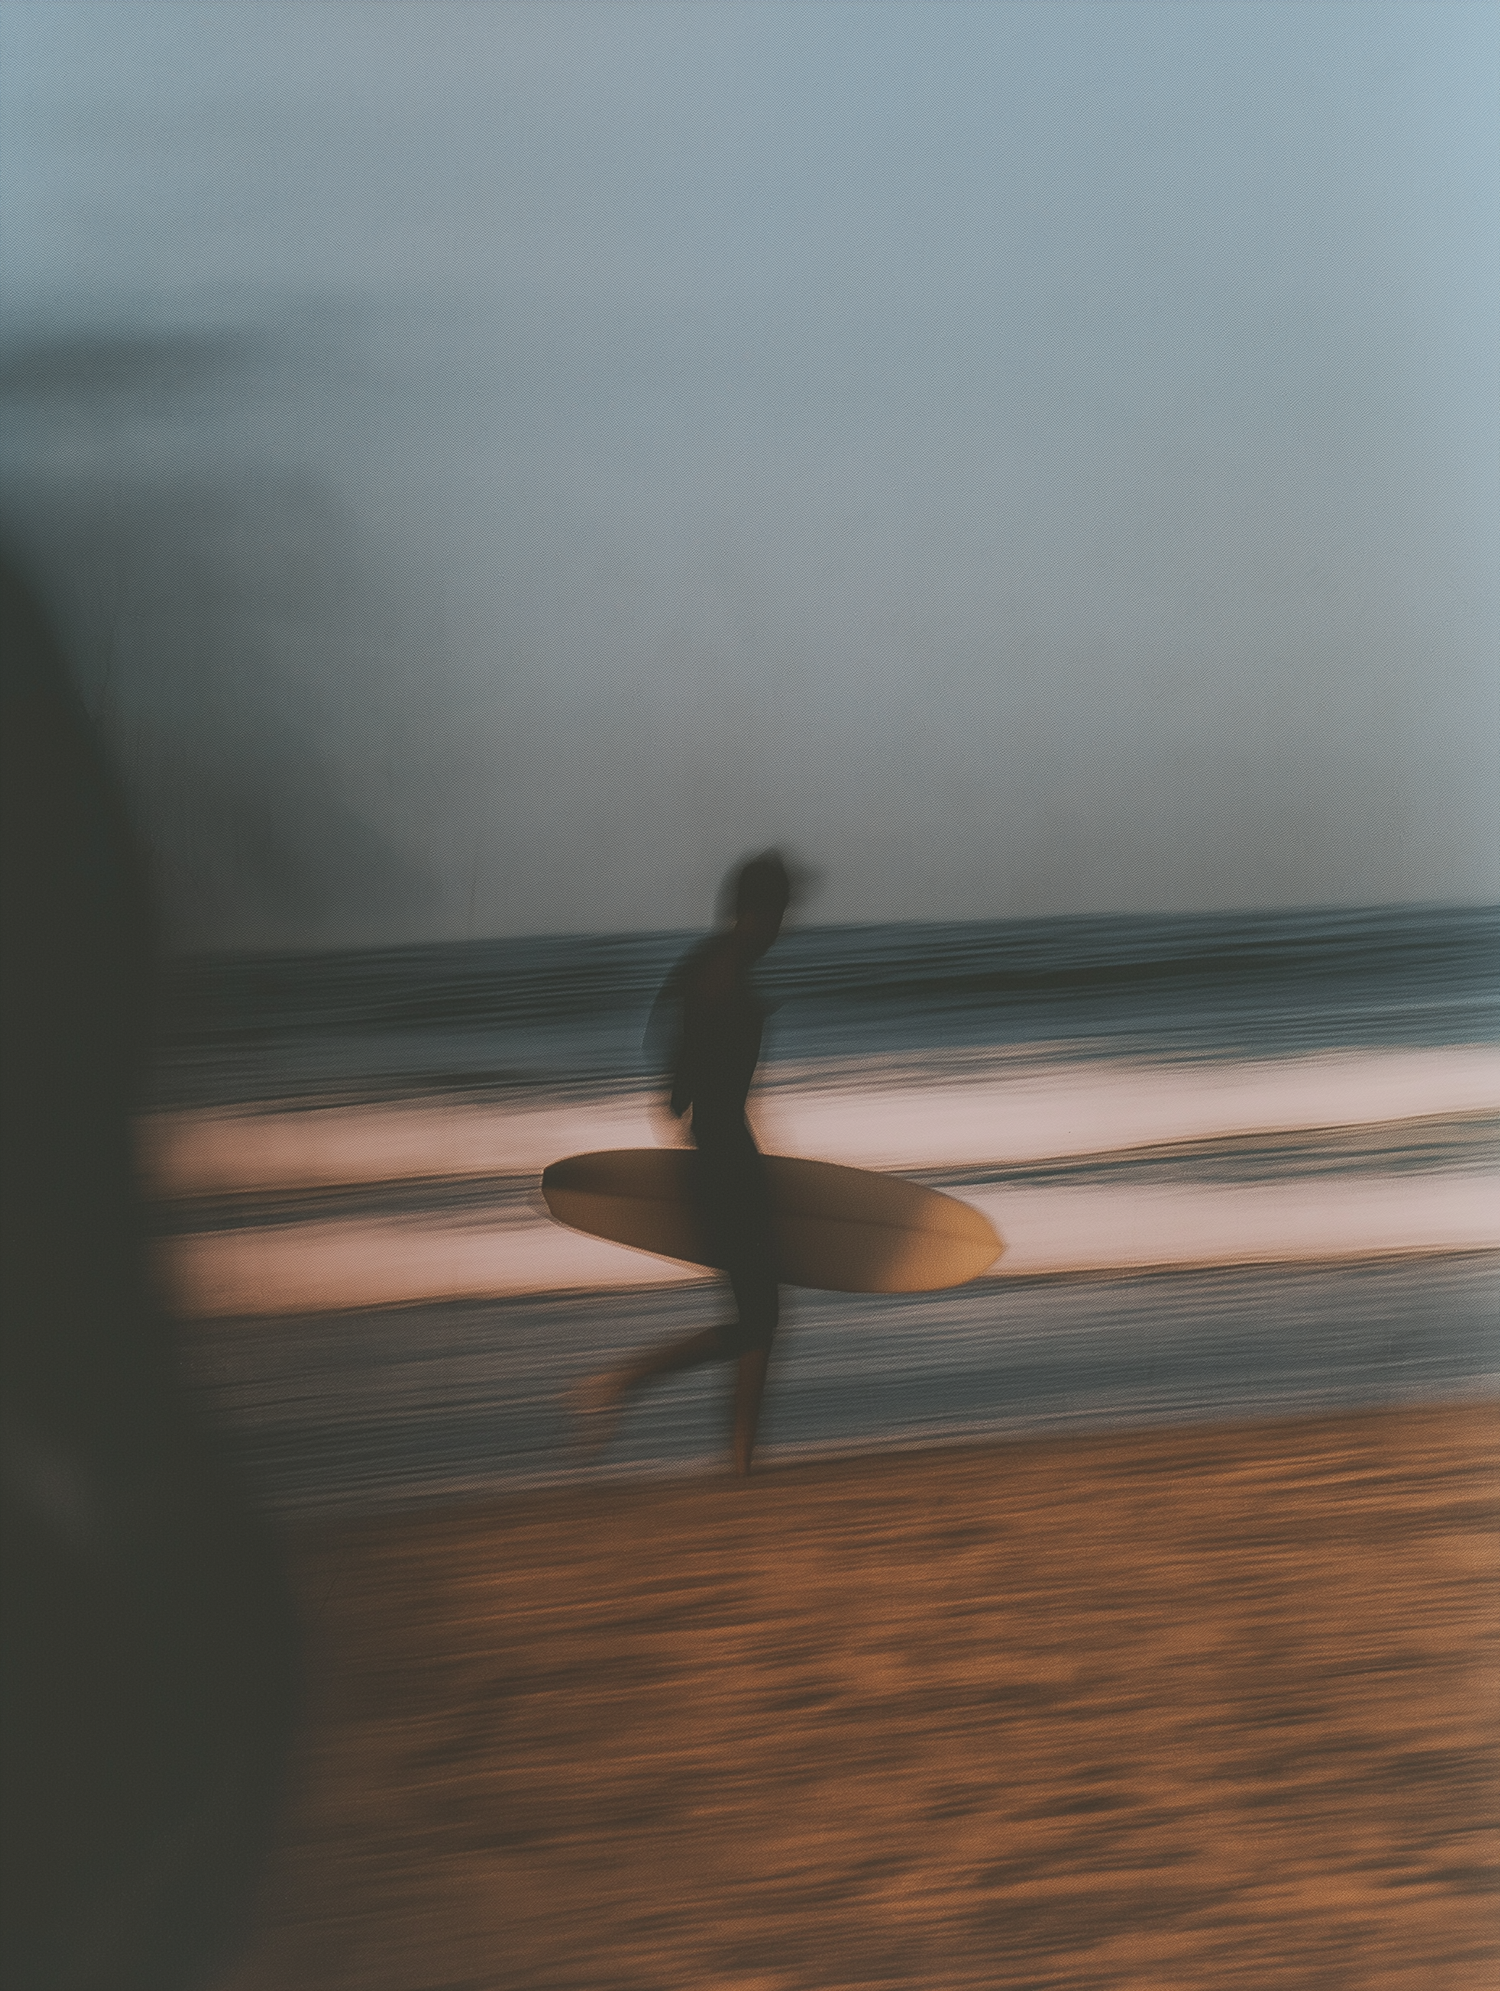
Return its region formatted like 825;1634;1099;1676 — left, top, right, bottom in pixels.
2;1;1496;945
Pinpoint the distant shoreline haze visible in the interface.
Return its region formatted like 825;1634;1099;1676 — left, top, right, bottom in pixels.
3;3;1496;946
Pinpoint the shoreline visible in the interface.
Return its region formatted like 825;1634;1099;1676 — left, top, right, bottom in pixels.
224;1401;1498;1990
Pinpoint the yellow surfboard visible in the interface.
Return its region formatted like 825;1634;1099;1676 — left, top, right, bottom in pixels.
541;1149;1001;1294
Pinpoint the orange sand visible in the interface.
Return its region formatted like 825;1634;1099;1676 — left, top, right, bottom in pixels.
222;1403;1498;1990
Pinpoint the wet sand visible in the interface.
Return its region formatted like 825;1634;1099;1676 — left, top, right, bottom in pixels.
223;1403;1498;1990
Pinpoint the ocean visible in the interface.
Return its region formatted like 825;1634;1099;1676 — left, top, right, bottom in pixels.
144;903;1500;1512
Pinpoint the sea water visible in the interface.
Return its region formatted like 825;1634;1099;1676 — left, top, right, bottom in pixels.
146;903;1500;1511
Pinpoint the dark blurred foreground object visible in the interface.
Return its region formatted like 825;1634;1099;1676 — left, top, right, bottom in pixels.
2;557;297;1989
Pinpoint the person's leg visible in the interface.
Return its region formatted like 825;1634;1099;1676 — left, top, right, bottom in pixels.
722;1236;778;1475
731;1346;771;1477
617;1324;725;1391
568;1324;727;1453
703;1134;779;1476
571;1131;777;1465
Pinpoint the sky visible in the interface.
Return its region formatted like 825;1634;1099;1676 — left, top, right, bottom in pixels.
1;0;1496;946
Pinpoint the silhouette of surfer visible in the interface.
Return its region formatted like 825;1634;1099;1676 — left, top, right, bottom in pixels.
571;852;794;1476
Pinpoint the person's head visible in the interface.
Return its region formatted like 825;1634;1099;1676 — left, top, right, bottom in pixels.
724;849;793;955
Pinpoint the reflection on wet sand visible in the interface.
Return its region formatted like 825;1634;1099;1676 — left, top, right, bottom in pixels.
221;1402;1497;1991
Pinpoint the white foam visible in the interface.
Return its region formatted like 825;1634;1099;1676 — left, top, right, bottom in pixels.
969;1175;1500;1276
157;1171;1500;1318
140;1043;1500;1195
157;1205;697;1319
139;1092;677;1197
755;1044;1500;1172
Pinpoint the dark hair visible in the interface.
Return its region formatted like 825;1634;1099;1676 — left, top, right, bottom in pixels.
727;849;793;921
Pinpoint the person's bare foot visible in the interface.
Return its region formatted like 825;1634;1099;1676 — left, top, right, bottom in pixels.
566;1370;625;1458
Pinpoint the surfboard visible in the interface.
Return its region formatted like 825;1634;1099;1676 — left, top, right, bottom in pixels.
541;1148;1002;1294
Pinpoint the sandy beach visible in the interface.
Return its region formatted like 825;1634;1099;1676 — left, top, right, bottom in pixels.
221;1402;1497;1991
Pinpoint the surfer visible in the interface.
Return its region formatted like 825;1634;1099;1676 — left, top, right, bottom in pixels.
571;851;794;1476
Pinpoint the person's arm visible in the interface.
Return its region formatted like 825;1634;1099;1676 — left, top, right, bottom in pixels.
653;954;699;1120
669;943;735;1118
669;1007;694;1120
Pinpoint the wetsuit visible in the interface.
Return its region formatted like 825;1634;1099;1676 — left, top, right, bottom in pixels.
666;933;778;1356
